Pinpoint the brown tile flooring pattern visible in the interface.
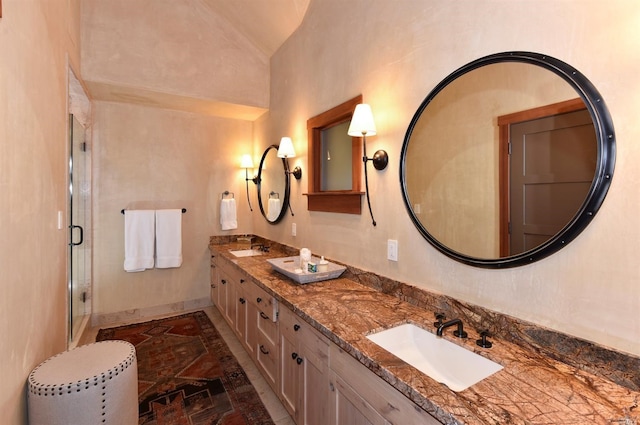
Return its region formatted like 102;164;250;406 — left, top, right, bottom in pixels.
82;307;294;425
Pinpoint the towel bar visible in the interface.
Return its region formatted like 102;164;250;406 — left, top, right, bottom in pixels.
222;191;234;199
121;208;186;214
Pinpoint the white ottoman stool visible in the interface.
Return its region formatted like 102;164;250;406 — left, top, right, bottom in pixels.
27;340;138;425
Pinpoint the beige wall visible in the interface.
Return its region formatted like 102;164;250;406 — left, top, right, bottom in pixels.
81;0;270;112
255;0;640;356
91;101;255;318
2;1;638;423
0;0;81;423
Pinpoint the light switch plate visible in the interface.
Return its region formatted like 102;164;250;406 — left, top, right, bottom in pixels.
292;223;297;236
387;239;398;261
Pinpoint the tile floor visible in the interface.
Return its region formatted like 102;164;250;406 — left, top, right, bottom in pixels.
79;306;295;425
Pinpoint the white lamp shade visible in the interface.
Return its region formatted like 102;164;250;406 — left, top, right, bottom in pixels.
347;104;377;137
277;137;296;158
240;154;254;169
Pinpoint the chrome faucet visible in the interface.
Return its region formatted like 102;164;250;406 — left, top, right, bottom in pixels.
436;318;468;338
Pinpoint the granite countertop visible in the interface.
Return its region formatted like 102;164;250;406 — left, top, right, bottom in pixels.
211;243;639;424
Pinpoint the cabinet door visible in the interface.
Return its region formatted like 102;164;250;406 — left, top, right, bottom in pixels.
210;254;219;306
330;372;390;425
224;271;237;326
279;328;301;421
256;330;278;391
235;283;247;342
217;269;231;324
244;297;258;360
280;306;330;425
299;327;330;425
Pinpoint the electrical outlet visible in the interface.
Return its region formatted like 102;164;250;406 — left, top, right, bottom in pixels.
387;239;398;261
292;223;297;236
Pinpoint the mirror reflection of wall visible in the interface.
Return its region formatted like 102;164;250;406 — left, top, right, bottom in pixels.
262;148;284;221
306;95;363;214
321;121;352;191
256;145;291;224
406;62;577;258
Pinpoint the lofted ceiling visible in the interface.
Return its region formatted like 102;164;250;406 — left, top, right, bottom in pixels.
81;0;311;120
200;0;311;57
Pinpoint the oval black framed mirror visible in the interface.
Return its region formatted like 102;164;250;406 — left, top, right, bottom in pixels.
400;51;615;268
256;144;290;224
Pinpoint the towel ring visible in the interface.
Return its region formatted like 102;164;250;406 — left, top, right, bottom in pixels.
222;191;234;199
269;191;279;199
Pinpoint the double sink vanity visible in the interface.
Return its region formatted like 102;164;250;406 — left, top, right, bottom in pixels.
210;237;639;425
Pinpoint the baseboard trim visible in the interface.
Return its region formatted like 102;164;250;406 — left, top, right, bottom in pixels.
91;297;213;327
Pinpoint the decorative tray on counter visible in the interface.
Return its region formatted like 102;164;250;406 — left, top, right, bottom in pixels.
267;256;346;284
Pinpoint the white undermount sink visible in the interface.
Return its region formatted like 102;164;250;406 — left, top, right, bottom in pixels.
366;323;503;392
229;249;263;258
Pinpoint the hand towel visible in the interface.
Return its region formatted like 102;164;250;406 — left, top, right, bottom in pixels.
124;210;155;272
220;198;238;230
155;209;183;269
267;198;281;221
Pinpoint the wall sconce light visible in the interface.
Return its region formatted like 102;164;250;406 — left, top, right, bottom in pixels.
277;137;302;180
240;154;256;211
347;103;388;226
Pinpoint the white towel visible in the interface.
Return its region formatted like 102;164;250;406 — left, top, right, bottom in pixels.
267;198;281;221
124;210;155;272
155;209;183;269
220;198;237;230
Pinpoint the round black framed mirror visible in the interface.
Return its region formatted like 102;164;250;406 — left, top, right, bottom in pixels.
400;51;615;268
256;144;290;224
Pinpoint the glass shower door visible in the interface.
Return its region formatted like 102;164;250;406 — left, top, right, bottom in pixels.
69;114;90;342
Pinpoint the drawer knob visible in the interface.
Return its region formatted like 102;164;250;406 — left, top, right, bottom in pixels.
256;297;262;303
260;311;270;320
296;357;303;365
239;298;246;304
221;279;227;285
292;352;298;360
293;324;300;331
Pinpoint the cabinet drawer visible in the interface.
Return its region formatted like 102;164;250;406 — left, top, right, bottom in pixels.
281;308;328;360
279;303;300;340
217;256;232;275
258;306;278;344
253;284;277;316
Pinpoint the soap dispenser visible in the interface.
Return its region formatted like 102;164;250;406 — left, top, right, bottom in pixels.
318;256;329;273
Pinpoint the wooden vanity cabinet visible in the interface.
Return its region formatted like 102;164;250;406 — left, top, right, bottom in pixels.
329;345;440;425
213;260;258;361
209;253;438;425
279;306;330;425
